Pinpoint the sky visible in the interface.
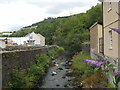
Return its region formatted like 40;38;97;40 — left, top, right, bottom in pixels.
0;0;100;32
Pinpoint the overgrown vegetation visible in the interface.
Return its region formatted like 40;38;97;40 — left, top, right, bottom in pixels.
5;46;64;88
48;46;64;60
71;51;94;82
71;51;115;88
10;4;102;54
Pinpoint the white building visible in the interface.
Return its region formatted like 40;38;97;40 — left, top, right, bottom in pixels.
0;32;45;48
0;39;6;48
25;32;45;46
1;32;13;36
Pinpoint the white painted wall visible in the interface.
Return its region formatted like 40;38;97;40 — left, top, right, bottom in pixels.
2;32;12;36
0;37;29;45
0;40;6;48
0;32;45;46
25;32;45;46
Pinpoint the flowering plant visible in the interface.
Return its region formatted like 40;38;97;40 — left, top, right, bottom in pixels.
81;53;120;88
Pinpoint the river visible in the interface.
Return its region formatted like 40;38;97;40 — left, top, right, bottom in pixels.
37;54;76;88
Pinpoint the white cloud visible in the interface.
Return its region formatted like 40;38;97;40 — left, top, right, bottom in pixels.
0;0;99;32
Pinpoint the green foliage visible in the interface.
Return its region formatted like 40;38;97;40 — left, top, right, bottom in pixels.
55;46;64;56
36;54;51;67
71;51;113;88
6;69;26;88
10;28;33;37
11;4;102;53
6;46;64;88
28;65;45;77
115;76;120;87
6;54;50;88
71;51;94;81
106;83;115;88
48;46;64;60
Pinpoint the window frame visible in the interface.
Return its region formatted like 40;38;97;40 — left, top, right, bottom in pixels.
108;2;112;12
109;30;112;49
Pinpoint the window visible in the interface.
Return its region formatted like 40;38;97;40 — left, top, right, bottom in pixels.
109;31;112;49
29;35;33;39
108;2;112;11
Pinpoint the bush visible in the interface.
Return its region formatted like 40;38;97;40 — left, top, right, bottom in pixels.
36;54;51;67
55;46;64;55
72;51;94;76
72;51;116;88
48;46;64;59
6;54;50;88
7;69;26;88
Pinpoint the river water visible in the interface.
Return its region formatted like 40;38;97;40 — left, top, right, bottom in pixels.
38;55;75;88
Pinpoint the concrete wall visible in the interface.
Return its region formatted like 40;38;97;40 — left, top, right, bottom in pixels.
1;46;56;88
103;2;119;58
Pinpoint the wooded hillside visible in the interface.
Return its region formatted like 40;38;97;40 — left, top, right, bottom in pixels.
11;4;102;53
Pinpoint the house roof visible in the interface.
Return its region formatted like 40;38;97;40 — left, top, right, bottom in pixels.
25;32;45;38
89;22;103;30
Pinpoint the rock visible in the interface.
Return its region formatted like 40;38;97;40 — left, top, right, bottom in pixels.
55;63;58;66
57;67;63;70
62;76;66;79
56;84;60;87
64;84;68;87
77;82;83;88
68;79;72;82
61;62;66;65
51;71;57;76
68;62;72;65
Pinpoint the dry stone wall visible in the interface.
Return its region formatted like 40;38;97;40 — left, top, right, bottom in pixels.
1;45;56;88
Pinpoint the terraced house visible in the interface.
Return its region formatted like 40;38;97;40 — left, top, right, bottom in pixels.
90;0;120;69
102;0;120;61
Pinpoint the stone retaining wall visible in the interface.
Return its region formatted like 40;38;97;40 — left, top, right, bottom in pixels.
1;45;56;88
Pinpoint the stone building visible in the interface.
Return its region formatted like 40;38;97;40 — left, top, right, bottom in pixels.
102;1;120;60
90;0;120;86
90;22;103;58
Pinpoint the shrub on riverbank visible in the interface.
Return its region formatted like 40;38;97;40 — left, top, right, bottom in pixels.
71;51;94;81
71;51;114;88
6;54;50;88
48;46;64;60
5;46;64;88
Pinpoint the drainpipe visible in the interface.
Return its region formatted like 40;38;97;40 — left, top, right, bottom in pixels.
102;2;104;55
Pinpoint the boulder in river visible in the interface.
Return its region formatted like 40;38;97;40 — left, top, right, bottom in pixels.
51;71;57;76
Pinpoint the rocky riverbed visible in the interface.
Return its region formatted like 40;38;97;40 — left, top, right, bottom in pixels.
38;55;76;88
